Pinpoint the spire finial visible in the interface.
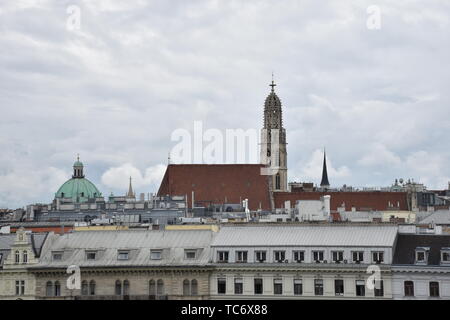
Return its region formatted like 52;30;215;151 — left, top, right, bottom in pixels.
77;153;80;162
270;72;276;92
127;176;135;198
168;152;171;165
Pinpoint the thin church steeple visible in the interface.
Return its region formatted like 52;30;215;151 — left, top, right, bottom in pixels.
320;149;330;189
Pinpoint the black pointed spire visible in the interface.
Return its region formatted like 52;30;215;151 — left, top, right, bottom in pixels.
320;149;330;188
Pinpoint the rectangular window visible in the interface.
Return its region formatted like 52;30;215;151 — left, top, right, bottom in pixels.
372;251;384;264
150;250;162;260
15;281;20;296
217;278;226;294
117;251;129;260
335;279;344;296
314;279;324;296
273;279;283;295
332;251;344;263
235;251;248;263
185;249;197;259
352;251;364;263
255;251;267;262
313;251;324;262
374;280;384;297
234;278;243;295
217;251;229;263
293;251;304;263
293;279;302;295
430;282;439;297
274;251;286;262
86;251;97;260
254;278;263;295
356;280;365;296
20;280;25;295
404;281;414;297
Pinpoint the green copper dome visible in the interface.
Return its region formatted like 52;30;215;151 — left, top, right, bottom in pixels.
55;178;102;202
55;156;102;202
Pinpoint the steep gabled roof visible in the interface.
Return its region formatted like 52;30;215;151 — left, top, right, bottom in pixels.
157;164;271;210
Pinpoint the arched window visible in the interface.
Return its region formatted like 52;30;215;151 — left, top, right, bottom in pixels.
61;192;65;198
81;192;84;197
183;279;190;295
157;279;164;295
22;251;28;263
149;280;156;295
54;281;61;296
115;280;122;296
123;280;130;296
89;280;96;295
191;279;198;296
15;250;20;263
46;281;53;297
81;281;88;296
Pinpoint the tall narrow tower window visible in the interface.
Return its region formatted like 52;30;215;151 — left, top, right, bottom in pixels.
275;173;281;190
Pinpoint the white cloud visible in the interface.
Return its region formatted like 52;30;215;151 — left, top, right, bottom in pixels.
291;149;351;185
100;163;166;194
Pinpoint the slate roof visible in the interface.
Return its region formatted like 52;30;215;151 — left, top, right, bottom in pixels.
393;234;450;266
417;210;450;225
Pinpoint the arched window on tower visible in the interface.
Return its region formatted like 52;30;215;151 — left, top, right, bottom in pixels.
275;173;281;190
22;250;28;263
15;250;20;263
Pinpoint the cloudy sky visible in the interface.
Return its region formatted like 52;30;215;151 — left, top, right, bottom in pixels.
1;0;449;208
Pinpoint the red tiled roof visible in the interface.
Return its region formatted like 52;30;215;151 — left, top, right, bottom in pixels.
157;164;271;210
274;191;409;211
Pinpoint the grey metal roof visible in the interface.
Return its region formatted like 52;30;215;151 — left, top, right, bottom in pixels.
211;225;398;247
418;210;450;225
35;229;215;269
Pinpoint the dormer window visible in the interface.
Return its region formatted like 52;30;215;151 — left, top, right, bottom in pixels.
22;251;28;263
117;251;129;260
217;251;229;263
235;251;248;263
332;251;344;263
255;251;267;262
185;249;197;260
52;252;63;261
441;248;450;264
86;251;97;260
415;247;429;265
150;249;162;260
372;251;384;264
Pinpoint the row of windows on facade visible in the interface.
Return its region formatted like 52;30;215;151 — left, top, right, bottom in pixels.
44;279;199;297
217;250;385;264
52;249;198;262
216;278;441;297
216;277;384;297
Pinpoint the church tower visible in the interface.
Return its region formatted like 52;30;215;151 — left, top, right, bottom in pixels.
260;77;288;192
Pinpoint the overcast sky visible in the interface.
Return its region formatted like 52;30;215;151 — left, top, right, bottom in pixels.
1;0;449;208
